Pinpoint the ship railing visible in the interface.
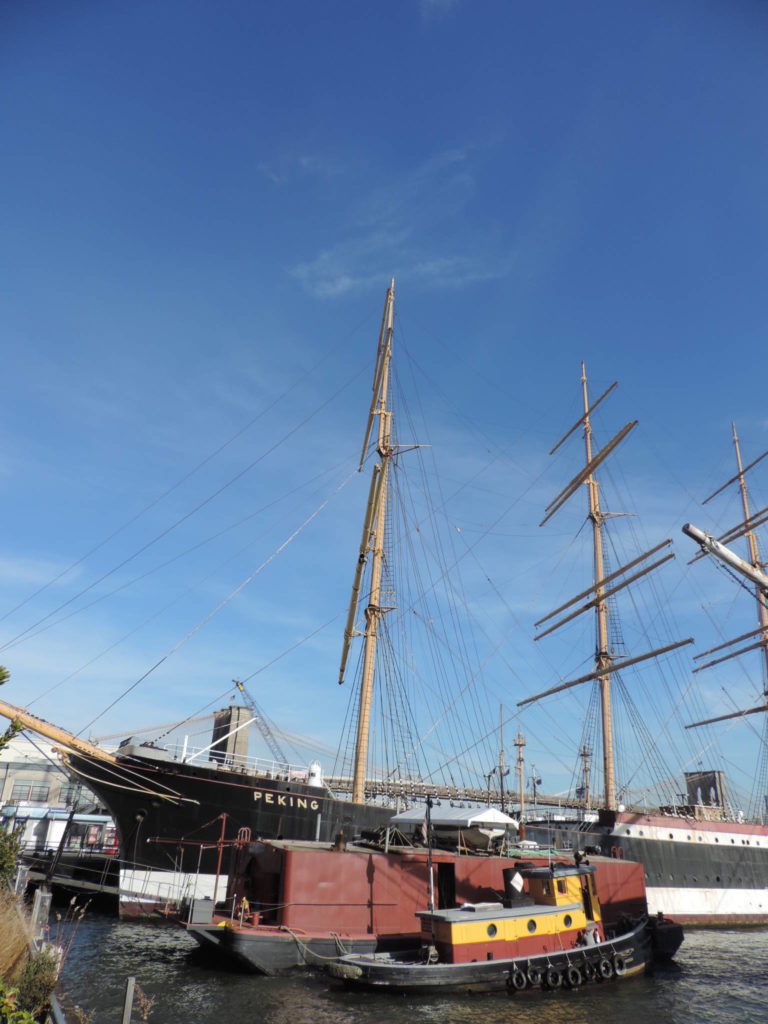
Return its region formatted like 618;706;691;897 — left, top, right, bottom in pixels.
163;742;311;781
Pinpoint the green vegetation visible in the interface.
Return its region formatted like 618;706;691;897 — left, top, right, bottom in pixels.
0;977;38;1024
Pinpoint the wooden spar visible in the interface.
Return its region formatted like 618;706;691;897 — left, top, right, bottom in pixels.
517;638;694;708
702;445;768;505
534;551;675;641
0;698;117;764
693;624;768;661
358;289;394;471
351;279;394;805
549;381;618;455
733;423;768;689
686;703;768;730
338;464;381;685
692;639;768;674
539;420;637;527
719;507;768;547
534;539;672;628
581;363;616;811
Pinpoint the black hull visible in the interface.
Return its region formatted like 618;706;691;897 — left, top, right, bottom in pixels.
65;751;392;879
187;927;415;975
330;920;653;993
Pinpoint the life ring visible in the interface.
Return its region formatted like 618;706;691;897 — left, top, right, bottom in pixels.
582;960;596;982
527;965;542;987
566;964;582;988
613;953;627;977
598;957;614;980
544;967;562;989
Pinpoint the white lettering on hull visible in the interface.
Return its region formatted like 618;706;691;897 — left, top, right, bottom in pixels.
253;790;319;811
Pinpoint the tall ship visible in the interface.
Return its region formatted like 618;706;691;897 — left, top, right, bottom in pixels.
521;369;768;925
0;280;509;915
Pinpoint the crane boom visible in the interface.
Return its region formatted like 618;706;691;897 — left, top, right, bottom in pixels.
234;681;290;764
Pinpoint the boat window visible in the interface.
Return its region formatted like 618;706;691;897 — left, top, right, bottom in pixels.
668;832;673;839
542;881;551;896
715;838;719;843
639;830;644;836
557;880;567;894
563;914;572;927
527;919;537;933
487;924;497;938
626;829;631;835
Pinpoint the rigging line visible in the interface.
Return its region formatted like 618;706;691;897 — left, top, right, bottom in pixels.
0;315;374;629
26;459;355;707
12;450;357;655
240;611;343;685
1;359;370;654
75;467;358;737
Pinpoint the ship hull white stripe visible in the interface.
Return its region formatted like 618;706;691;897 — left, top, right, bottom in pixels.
647;884;768;919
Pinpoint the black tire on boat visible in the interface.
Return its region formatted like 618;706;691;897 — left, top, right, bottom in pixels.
527;965;542;987
598;957;614;980
566;964;582;988
544;967;562;990
582;960;596;982
508;968;527;992
613;953;627;977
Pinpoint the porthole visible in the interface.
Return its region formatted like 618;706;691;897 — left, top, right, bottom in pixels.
698;837;703;842
668;832;674;840
731;839;735;844
563;914;573;927
639;830;644;836
716;876;721;883
687;835;691;841
626;829;631;835
715;838;719;844
527;919;537;933
487;923;497;937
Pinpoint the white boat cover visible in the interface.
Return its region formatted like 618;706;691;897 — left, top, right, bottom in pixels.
389;805;518;830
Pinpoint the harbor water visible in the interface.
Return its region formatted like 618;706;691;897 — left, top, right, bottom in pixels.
57;915;768;1024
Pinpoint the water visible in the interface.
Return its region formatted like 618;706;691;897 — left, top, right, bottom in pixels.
58;916;768;1024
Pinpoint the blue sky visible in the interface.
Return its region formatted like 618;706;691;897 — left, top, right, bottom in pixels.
2;2;768;805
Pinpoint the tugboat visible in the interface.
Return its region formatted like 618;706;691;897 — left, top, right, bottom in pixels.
329;860;682;993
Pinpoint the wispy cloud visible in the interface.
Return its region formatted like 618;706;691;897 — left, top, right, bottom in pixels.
258;152;350;185
420;0;460;23
289;145;513;298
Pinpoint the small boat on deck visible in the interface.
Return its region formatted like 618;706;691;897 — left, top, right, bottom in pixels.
329;861;683;993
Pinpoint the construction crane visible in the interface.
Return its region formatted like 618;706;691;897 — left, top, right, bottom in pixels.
234;680;290;764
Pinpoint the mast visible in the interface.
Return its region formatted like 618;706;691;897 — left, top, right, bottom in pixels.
514;730;526;819
521;365;691;810
580;744;592;810
733;423;768;687
339;279;395;805
498;705;506;813
581;363;616;810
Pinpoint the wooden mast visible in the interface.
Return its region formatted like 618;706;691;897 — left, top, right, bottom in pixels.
341;279;395;805
515;730;526;819
733;423;768;689
581;362;616;810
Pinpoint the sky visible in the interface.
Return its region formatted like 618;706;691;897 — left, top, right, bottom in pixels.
1;1;768;805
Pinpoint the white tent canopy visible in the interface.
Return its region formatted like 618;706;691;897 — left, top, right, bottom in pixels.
390;805;518;830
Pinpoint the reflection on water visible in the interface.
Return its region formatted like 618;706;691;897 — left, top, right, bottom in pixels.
58;916;768;1024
